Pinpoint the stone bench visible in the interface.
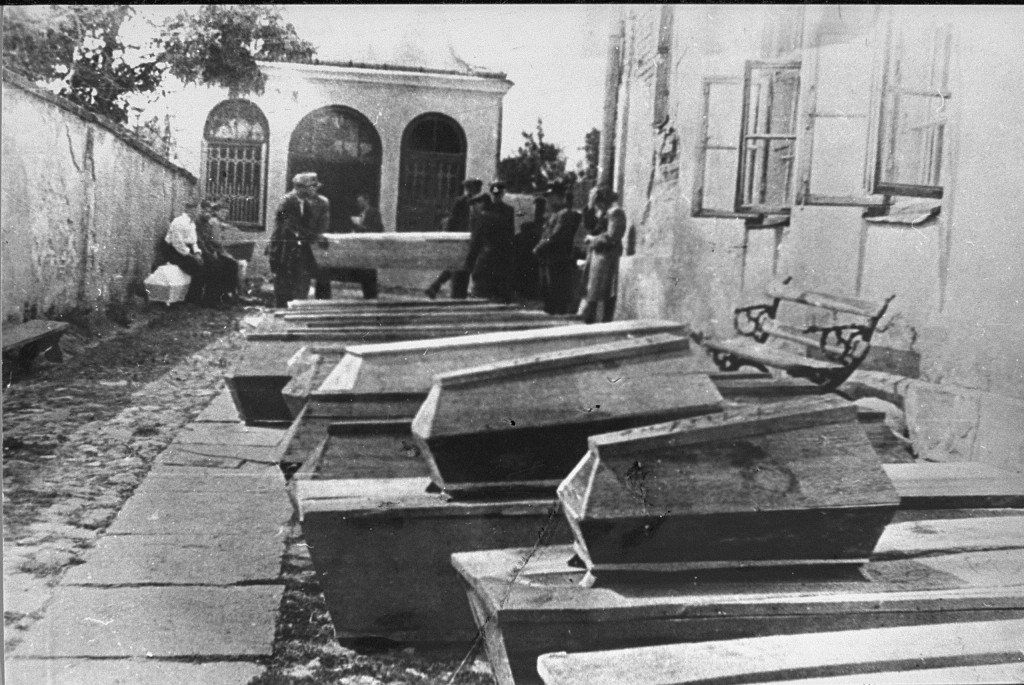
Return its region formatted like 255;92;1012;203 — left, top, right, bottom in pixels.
701;277;894;389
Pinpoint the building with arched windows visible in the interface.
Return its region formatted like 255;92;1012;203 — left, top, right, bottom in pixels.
159;59;512;276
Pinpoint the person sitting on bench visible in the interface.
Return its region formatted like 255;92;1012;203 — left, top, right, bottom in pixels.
160;199;206;305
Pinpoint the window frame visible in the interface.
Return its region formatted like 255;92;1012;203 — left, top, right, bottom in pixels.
692;76;756;219
869;15;952;200
734;60;802;215
201;99;269;230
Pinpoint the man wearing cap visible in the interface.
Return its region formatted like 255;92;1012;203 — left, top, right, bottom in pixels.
267;172;330;307
425;177;482;299
464;180;515;302
580;186;626;323
533;180;581;314
161;199;207;305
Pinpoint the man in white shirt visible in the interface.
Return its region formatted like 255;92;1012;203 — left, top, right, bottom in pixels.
160;200;207;304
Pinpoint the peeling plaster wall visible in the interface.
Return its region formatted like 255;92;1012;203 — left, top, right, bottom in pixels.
613;5;1024;401
611;6;1024;469
2;76;196;324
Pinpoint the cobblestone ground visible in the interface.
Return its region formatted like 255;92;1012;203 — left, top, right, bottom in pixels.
3;302;247;649
3;297;495;684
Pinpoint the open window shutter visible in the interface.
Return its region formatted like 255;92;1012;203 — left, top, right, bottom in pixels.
692;77;743;217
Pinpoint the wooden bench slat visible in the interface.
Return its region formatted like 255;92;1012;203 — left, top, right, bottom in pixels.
704;336;843;372
766;281;891;318
761;320;858;359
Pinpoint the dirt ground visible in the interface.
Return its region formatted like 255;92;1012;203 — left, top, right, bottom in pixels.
2;294;493;684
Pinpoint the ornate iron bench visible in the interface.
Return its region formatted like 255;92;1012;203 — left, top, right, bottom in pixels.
699;278;895;390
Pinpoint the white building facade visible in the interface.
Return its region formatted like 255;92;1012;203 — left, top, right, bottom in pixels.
160;60;512;274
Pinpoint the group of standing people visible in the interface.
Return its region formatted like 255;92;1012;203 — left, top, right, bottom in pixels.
427;177;625;324
161;198;241;307
266;172;382;308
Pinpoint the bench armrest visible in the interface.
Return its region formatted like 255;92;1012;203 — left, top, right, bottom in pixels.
733;302;779;342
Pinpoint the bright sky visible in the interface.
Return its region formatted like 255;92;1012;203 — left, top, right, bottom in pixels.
125;4;615;168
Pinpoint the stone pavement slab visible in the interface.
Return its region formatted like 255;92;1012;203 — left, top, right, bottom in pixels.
4;658;264;685
3;570;52;617
12;585;282;657
62;533;284;586
172;424;284;447
137;469;283;494
157;442;282;464
146;460;281;477
194;390;241;423
104;489;292;536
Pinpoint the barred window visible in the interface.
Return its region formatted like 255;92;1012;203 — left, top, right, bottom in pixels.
203;100;269;229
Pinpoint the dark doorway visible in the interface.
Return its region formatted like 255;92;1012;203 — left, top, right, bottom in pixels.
287;106;382;233
397;113;467;232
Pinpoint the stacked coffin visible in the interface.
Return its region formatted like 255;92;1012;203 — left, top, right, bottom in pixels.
559;395;900;573
283;320;692;469
228;299;569;424
452;394;1024;685
290;321;730;644
412;334;723;495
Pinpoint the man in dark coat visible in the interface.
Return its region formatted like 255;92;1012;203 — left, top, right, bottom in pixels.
512;196;545;301
533;180;581;314
425;178;482;299
267;172;329;307
465;180;515;302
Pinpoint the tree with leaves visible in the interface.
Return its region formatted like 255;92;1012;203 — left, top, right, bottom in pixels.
2;5;163;123
2;4;315;124
577;127;600;183
158;4;314;98
498;119;567;193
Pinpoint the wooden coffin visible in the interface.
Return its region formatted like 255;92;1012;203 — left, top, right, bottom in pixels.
226;340;313;425
536;618;1024;685
291;425;571;643
282;308;556;326
453;510;1024;685
312;231;470;271
247;318;572;342
286;297;504;310
560;395;900;572
285;321;689;465
412;334;723;495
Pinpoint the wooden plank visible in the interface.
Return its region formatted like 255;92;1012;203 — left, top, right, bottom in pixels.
588;395;856;461
765;281;892;318
291;419;428;480
452;523;1024;685
431;334;690;388
286;297;502;309
312;231;470;271
884;462;1024;509
283;309;556;325
413;337;722;494
772;663;1024;684
536;618;1024;685
252;319;572;342
704;336;842;372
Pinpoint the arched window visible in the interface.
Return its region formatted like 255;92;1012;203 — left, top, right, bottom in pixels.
202;100;269;229
398;113;467;232
288;106;382;233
